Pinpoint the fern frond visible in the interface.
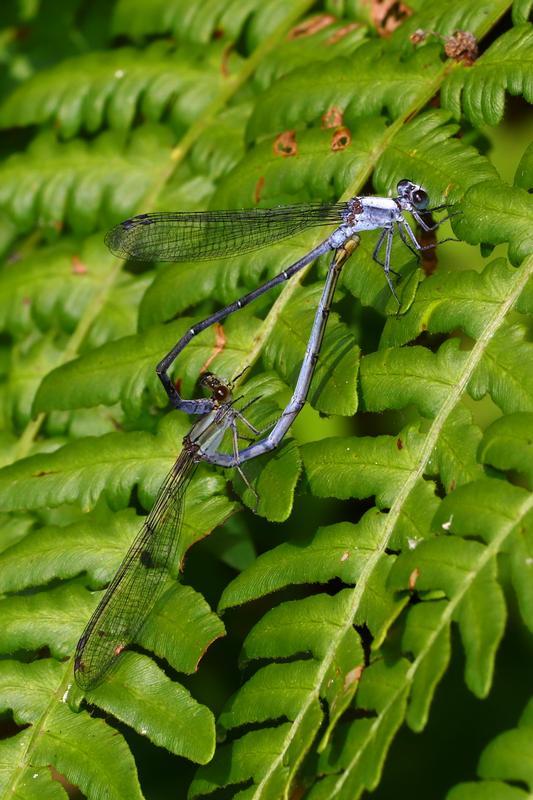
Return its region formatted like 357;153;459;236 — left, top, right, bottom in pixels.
0;42;240;138
374;110;498;202
442;24;533;127
0;412;235;517
33;326;281;418
512;0;533;24
0;125;173;235
479;411;533;486
214;115;389;207
459;180;533;263
3;334;63;428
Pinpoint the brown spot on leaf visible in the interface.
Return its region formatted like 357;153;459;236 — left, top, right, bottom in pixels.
372;0;413;37
343;664;364;691
410;28;427;45
200;323;227;373
448;479;456;492
331;126;351;151
71;255;88;275
327;22;362;45
288;14;336;39
273;130;297;158
220;43;233;77
322;105;344;129
254;176;265;204
408;567;420;591
396;437;404;450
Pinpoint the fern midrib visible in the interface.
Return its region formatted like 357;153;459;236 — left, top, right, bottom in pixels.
327;253;533;797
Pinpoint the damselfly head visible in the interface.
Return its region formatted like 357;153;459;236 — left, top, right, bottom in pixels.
396;179;429;211
199;372;232;404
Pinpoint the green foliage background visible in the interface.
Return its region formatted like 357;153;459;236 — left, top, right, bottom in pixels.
0;1;531;798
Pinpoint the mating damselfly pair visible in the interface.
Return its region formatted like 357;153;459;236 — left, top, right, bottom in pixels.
75;180;454;689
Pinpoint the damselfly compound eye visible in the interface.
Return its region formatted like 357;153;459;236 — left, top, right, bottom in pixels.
411;188;429;209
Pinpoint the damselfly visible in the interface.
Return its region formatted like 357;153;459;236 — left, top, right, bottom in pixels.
106;180;452;423
74;373;259;690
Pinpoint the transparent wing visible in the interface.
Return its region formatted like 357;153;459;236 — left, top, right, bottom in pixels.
74;452;196;690
105;204;347;262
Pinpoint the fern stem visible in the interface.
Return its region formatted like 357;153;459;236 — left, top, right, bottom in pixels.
12;254;120;461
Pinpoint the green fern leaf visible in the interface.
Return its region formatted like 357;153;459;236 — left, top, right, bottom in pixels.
513;0;533;24
0;238;105;337
458;180;533;263
302;429;425;506
76;653;217;762
478;411;533;485
388;0;513;44
0;508;138;591
515;139;533;190
374;110;499;202
214;115;388;207
253;18;368;89
5;334;64;428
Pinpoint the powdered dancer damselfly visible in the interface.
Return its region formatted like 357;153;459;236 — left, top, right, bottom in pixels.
106;180;453;421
